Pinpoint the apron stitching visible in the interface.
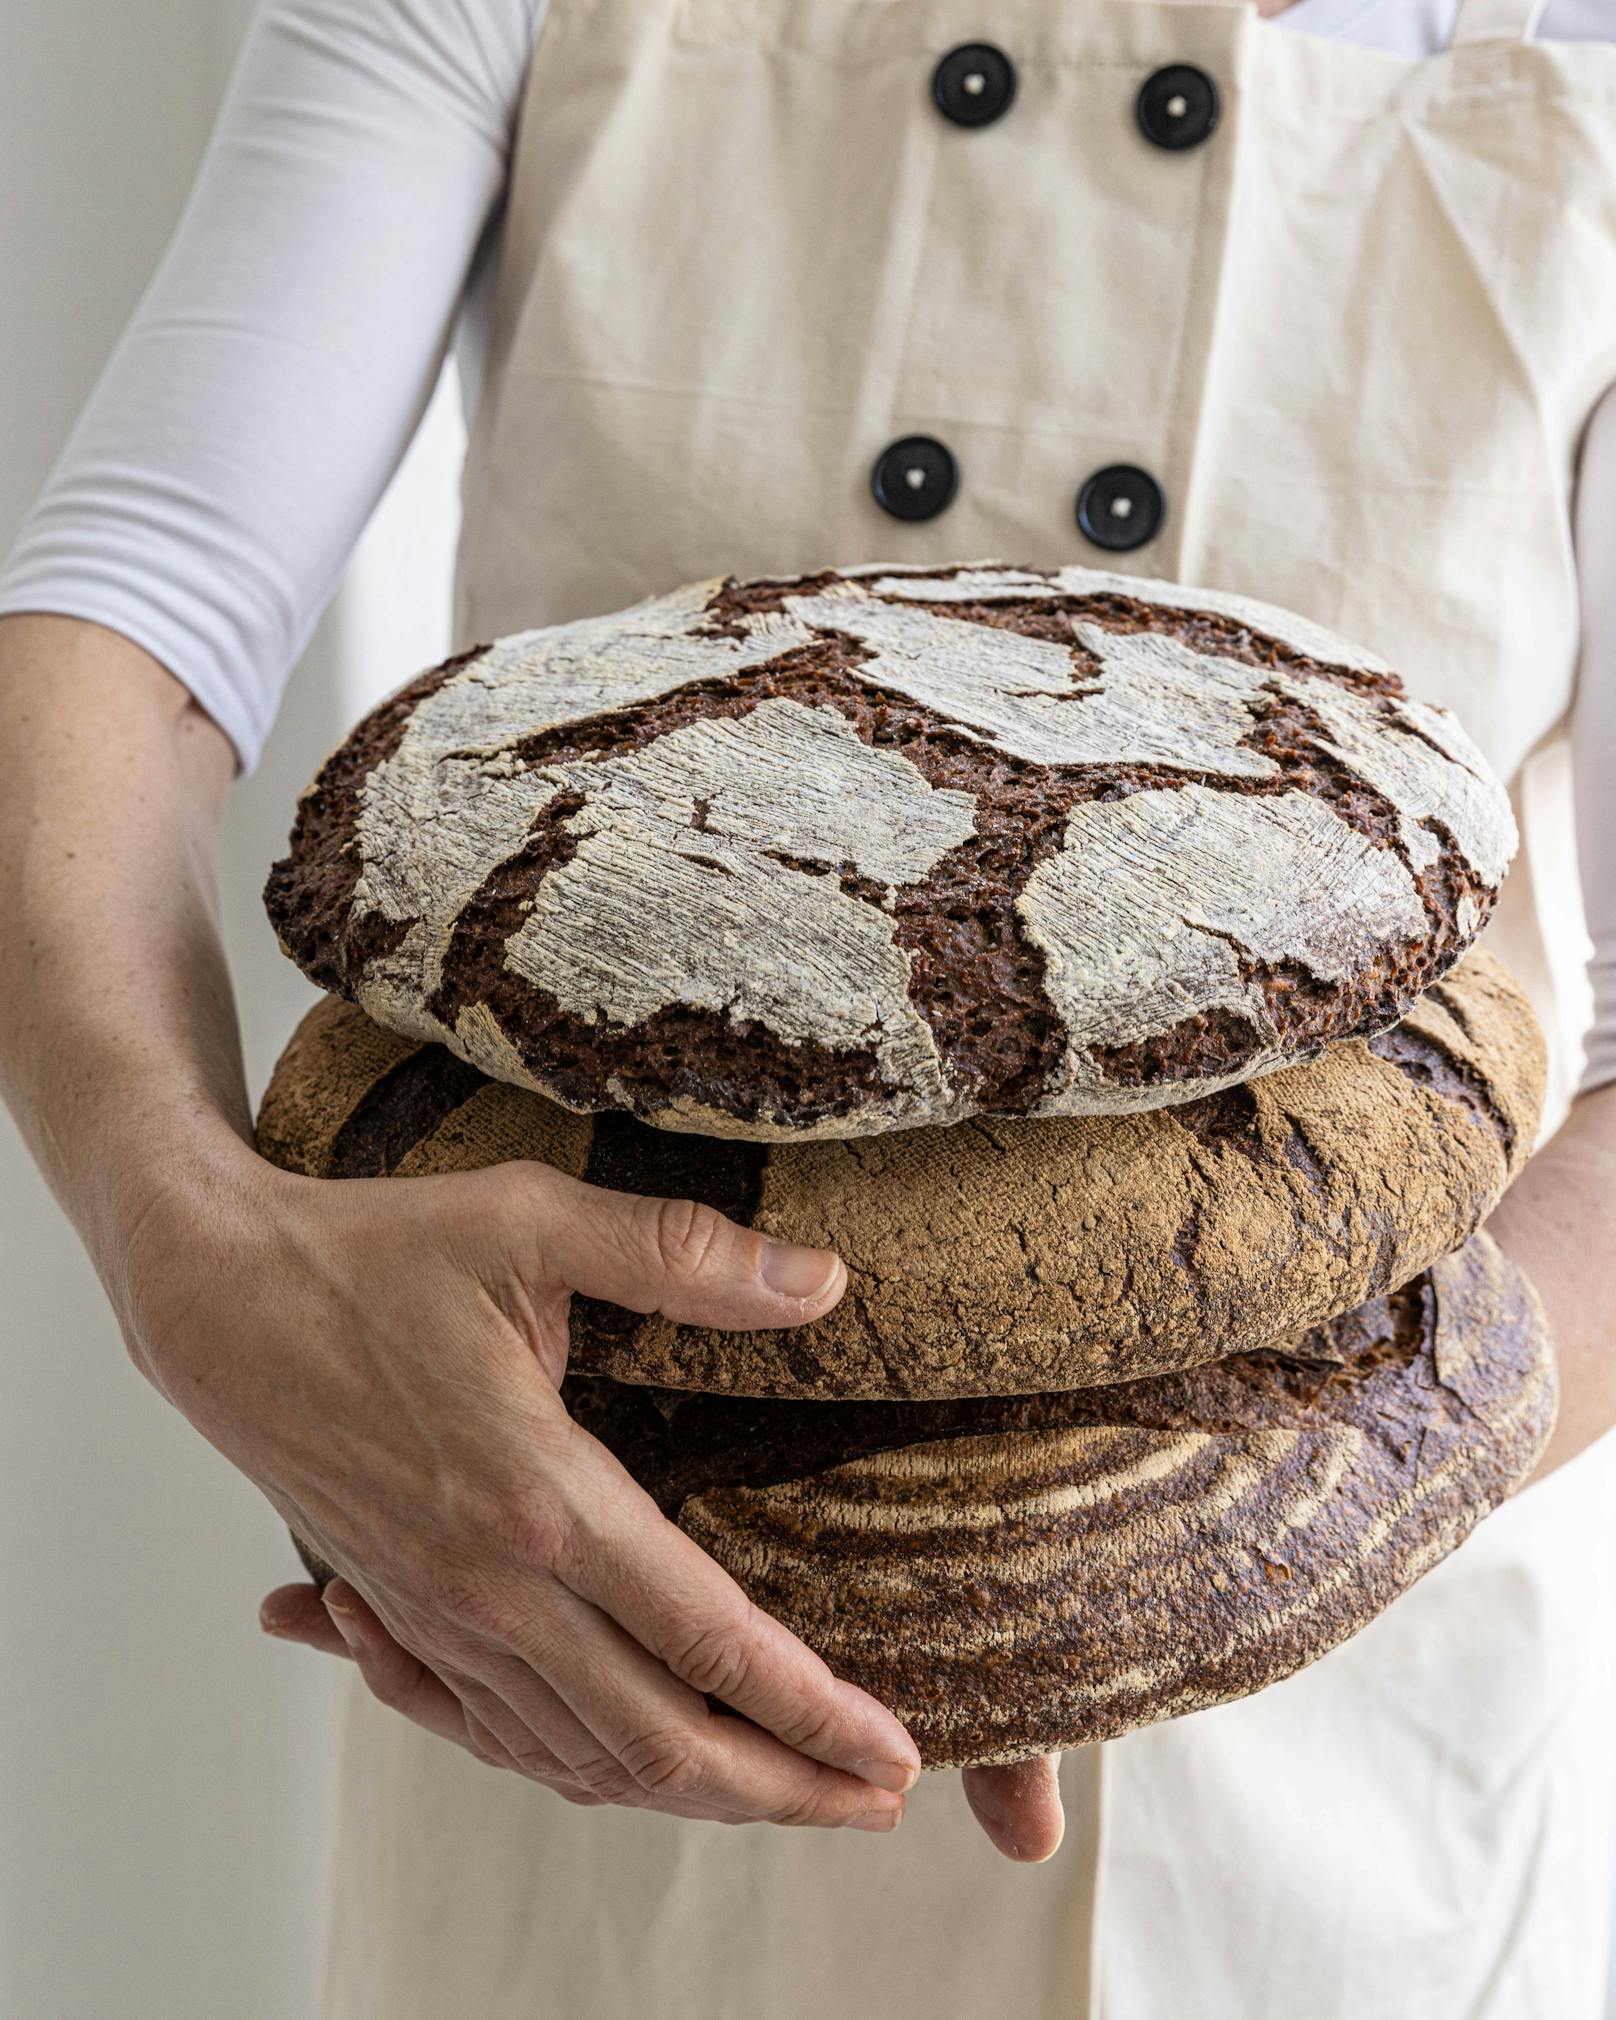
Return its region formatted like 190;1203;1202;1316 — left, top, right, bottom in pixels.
858;70;942;444
1083;1743;1110;2020
1157;30;1244;579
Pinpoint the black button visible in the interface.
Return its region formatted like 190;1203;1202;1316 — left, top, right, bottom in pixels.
872;436;959;522
1136;64;1220;151
1076;465;1165;551
932;43;1017;128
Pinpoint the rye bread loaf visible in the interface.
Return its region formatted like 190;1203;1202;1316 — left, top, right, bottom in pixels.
289;1237;1556;1768
565;1237;1555;1766
264;562;1517;1141
256;948;1544;1397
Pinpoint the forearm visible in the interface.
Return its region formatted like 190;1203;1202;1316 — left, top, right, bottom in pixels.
0;613;919;1834
1485;1080;1616;1479
0;613;249;1309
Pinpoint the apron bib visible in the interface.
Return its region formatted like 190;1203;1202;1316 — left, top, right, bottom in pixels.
322;3;1616;2014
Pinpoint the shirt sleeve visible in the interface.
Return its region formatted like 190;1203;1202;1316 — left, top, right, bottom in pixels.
1573;381;1616;1095
0;0;541;772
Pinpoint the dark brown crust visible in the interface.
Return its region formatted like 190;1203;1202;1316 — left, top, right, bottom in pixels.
326;1047;490;1180
264;568;1501;1134
262;646;487;997
555;1239;1558;1764
562;1283;1432;1511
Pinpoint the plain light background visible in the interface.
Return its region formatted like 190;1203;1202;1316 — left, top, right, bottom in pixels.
0;5;464;2015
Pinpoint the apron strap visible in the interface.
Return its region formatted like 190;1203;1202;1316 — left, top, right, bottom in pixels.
1449;0;1547;44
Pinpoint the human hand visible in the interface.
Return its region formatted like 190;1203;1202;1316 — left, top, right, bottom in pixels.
126;1150;918;1829
1483;1081;1616;1488
961;1759;1066;1861
263;1581;1067;1856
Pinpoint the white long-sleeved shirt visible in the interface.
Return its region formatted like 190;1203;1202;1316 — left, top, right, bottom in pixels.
3;0;1613;1084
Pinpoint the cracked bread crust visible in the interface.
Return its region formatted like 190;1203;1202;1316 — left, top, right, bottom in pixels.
264;562;1516;1140
255;948;1545;1399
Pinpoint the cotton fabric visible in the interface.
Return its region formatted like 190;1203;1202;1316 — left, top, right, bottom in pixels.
329;3;1616;2011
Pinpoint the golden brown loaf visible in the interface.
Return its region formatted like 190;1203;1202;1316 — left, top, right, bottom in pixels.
257;948;1544;1398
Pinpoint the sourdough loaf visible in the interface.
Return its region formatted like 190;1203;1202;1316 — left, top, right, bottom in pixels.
565;1236;1555;1766
256;949;1543;1397
264;562;1516;1141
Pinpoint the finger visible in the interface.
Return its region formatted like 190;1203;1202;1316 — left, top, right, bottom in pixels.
439;1670;608;1808
962;1756;1066;1863
533;1165;848;1331
515;1576;905;1831
464;1656;747;1834
440;1665;573;1778
459;1708;606;1804
324;1587;732;1819
559;1423;921;1791
260;1583;351;1657
322;1581;506;1762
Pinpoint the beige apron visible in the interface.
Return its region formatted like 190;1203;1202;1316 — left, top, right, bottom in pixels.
322;2;1616;2013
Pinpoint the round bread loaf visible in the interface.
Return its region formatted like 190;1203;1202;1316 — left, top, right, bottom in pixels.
566;1237;1556;1766
291;1238;1556;1768
257;949;1544;1397
264;562;1517;1141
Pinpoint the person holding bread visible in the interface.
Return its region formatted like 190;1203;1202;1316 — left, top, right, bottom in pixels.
3;0;1615;2014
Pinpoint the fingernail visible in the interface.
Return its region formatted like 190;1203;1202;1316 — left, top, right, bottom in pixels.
324;1595;359;1644
850;1807;903;1833
260;1607;292;1638
760;1240;840;1301
855;1757;919;1794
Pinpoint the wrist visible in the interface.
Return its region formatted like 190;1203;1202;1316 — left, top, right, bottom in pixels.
84;1100;279;1368
3;1012;257;1264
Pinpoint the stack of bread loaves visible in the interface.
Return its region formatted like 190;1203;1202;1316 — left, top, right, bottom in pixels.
258;562;1555;1769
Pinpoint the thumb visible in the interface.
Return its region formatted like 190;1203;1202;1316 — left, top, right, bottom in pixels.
259;1583;351;1657
962;1756;1066;1863
530;1165;848;1332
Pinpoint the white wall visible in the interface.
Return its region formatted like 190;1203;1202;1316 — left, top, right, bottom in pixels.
0;7;461;2017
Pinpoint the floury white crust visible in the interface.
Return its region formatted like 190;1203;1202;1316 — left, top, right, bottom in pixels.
265;562;1519;1138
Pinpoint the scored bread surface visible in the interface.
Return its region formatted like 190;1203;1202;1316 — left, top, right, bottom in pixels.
562;1236;1554;1766
264;562;1517;1140
256;948;1544;1398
